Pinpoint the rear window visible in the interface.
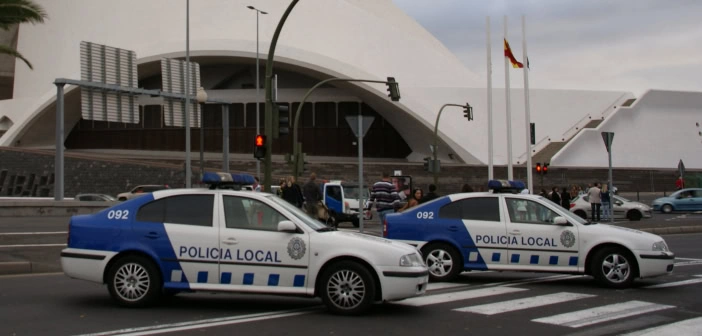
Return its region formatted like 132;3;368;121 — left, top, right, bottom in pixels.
137;194;213;227
439;197;500;222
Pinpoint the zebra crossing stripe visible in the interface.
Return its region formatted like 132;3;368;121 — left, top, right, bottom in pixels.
396;286;527;307
532;300;674;328
426;282;470;291
644;278;702;289
619;316;702;336
453;292;595;315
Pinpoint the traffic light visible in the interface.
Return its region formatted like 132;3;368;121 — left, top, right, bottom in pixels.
543;163;549;175
386;77;401;102
272;103;290;139
423;157;431;172
535;162;542;175
463;103;473;120
530;123;536;145
254;134;266;160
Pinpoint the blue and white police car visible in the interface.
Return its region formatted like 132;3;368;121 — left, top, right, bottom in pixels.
61;173;428;315
383;180;674;288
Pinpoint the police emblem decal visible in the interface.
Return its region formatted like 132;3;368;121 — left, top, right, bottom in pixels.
287;237;306;260
560;230;576;248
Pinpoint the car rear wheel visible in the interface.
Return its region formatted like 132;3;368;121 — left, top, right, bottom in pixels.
590;247;636;289
574;210;587;219
627;210;642;221
319;261;376;315
661;204;673;214
107;255;162;307
421;243;463;282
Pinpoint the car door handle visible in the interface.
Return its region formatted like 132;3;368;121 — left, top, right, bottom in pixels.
509;230;521;235
448;225;459;232
144;232;160;239
222;238;238;245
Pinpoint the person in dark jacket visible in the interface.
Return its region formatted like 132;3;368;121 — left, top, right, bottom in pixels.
550;187;561;205
560;186;571;209
282;176;304;208
302;172;323;216
419;184;439;204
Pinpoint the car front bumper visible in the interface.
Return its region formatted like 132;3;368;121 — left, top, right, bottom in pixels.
637;251;675;278
377;266;428;301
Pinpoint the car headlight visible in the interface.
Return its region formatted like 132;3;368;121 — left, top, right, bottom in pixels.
652;241;669;252
399;253;424;267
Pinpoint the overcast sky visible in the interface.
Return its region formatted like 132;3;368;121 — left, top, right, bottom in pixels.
392;0;702;97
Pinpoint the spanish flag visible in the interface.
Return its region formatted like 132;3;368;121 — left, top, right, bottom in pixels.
504;39;523;68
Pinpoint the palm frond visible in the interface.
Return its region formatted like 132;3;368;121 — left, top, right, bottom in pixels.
0;43;33;69
0;0;47;30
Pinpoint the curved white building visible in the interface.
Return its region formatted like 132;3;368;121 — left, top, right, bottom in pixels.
0;0;699;169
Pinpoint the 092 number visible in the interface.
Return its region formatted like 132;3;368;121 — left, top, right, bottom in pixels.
416;211;434;219
107;210;129;220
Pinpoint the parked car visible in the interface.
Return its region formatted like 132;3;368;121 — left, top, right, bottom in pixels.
570;194;652;221
322;181;372;228
117;185;169;201
383;180;674;288
651;188;702;213
75;193;117;202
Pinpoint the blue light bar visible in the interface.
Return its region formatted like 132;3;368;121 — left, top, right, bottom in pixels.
231;174;256;185
202;172;233;184
488;180;526;193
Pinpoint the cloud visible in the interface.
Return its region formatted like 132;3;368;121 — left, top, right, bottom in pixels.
393;0;702;96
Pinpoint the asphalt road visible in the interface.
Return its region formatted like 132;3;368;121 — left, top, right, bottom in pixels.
1;233;701;336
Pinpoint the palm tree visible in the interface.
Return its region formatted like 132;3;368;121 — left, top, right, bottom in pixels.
0;0;47;70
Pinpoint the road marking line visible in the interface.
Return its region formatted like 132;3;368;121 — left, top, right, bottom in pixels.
395;286;527;307
0;231;68;235
644;278;702;289
454;292;595;315
74;307;321;336
426;282;470;291
0;243;67;248
500;274;585;287
532;300;674;328
620;316;702;336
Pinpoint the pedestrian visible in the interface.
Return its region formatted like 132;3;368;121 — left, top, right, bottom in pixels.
676;176;684;190
560;186;571;209
577;185;584;196
282;176;304;208
420;184;439;203
368;172;401;223
253;177;261;192
551;187;561;205
539;189;548;198
461;184;474;193
399;188;423;212
302;172;323;217
588;182;602;222
601;183;611;221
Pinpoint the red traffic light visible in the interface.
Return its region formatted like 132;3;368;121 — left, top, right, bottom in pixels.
535;163;542;173
543;163;549;174
255;134;265;147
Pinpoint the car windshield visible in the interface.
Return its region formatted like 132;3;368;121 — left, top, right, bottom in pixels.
343;186;369;200
267;195;328;231
614;195;630;202
536;196;588;225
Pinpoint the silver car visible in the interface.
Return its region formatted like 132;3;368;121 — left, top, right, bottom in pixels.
569;194;652;221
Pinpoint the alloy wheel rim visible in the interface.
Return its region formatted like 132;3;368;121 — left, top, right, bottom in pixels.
327;270;365;309
114;263;150;301
601;253;630;283
427;249;453;277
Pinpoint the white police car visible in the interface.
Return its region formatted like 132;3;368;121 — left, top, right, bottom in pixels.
383;180;674;288
61;173;428;315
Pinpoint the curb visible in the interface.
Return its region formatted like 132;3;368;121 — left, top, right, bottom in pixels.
641;226;702;235
0;261;32;275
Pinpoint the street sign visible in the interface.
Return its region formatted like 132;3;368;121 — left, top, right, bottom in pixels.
345;116;375;138
678;159;685;177
601;132;615;153
161;57;202;127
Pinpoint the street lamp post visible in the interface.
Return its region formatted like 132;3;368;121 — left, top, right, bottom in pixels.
433;103;473;186
247;5;267;181
196;87;208;181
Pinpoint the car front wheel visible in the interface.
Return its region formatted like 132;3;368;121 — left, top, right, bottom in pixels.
590;247;636;289
421;243;463;282
107;255;162;307
627;210;642;221
661;204;673;214
320;261;376;315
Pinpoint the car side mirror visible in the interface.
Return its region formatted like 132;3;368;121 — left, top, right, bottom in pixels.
615;201;623;206
553;216;570;226
278;220;298;233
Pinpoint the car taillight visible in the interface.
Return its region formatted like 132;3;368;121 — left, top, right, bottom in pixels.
383;219;388;237
569;203;575;208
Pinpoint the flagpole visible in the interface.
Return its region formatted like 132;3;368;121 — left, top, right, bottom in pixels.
487;16;494;180
504;16;514;180
523;15;533;194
